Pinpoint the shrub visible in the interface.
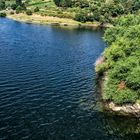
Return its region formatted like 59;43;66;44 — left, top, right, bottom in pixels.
112;88;138;104
104;78;139;104
10;11;14;15
0;12;6;17
11;3;17;10
95;62;107;76
26;9;32;16
113;14;140;27
34;7;39;12
15;6;25;14
126;66;140;90
53;0;72;7
74;11;88;22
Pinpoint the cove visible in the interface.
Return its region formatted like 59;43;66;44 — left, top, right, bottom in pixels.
0;18;140;140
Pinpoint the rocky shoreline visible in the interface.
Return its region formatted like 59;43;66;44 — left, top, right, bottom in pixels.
95;57;140;118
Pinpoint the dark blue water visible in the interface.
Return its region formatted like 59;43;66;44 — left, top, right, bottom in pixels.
0;18;140;140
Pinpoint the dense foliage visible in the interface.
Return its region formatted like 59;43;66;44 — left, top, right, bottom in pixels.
53;0;140;23
53;0;72;7
16;0;22;5
96;15;140;104
0;0;29;15
0;12;6;17
1;0;140;24
26;9;32;15
0;0;5;10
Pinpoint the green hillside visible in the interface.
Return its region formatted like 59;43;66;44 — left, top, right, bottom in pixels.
1;0;140;23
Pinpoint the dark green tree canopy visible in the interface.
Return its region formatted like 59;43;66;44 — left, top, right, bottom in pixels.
16;0;22;5
0;0;5;10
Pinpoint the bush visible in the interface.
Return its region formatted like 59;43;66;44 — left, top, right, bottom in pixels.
112;88;138;104
104;78;139;104
0;12;6;17
26;9;32;15
53;0;72;7
74;11;88;22
15;6;26;14
11;3;17;10
34;7;39;12
126;66;140;90
10;11;14;15
113;14;140;27
95;62;107;76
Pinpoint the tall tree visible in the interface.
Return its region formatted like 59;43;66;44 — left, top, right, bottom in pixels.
16;0;22;5
0;0;5;10
53;0;72;7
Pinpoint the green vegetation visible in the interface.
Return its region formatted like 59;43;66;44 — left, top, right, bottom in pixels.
0;0;5;10
52;0;140;23
96;14;140;104
34;6;39;12
15;5;26;14
26;9;32;15
0;12;6;17
1;0;140;24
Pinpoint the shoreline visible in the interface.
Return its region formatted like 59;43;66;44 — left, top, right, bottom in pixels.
99;75;140;118
7;13;113;28
95;57;140;118
2;12;140;117
7;13;137;117
6;13;140;117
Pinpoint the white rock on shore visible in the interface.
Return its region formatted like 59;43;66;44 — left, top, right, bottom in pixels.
108;102;140;117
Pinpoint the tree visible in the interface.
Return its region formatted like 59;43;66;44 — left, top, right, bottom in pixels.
0;0;5;10
16;0;22;6
53;0;72;7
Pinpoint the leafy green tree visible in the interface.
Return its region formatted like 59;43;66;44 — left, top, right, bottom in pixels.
53;0;72;7
26;9;32;15
0;12;6;17
16;0;22;6
74;10;88;22
0;0;5;10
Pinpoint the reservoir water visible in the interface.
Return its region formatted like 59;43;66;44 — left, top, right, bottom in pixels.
0;18;139;140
